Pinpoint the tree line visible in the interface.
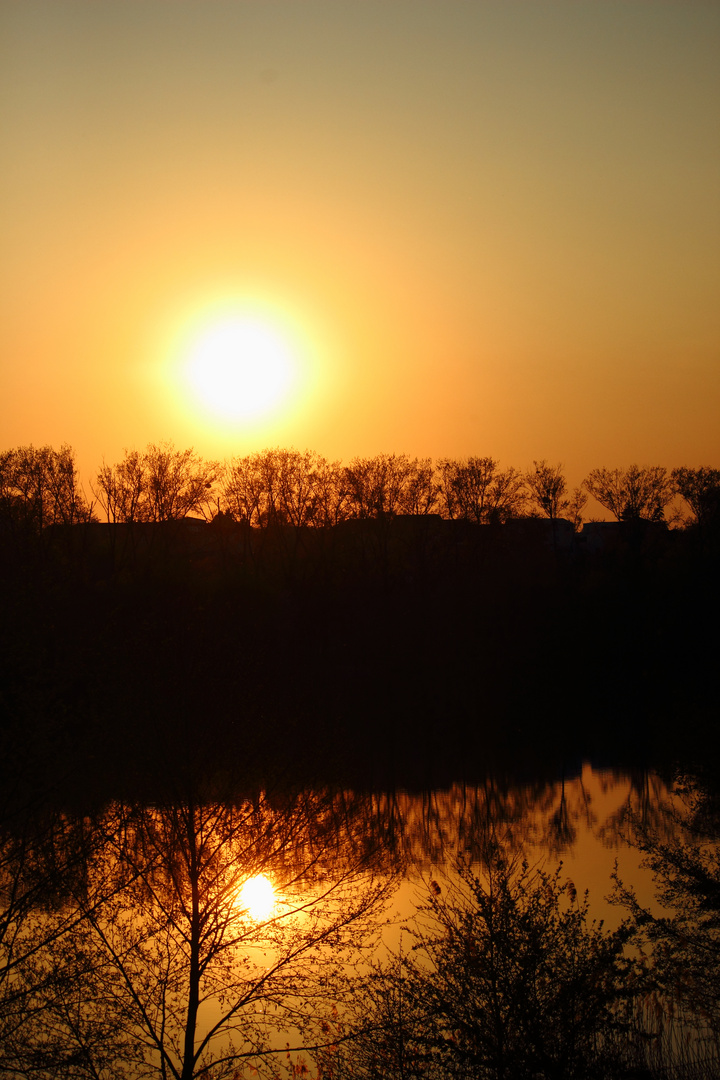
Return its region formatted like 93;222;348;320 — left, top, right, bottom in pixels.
2;442;719;534
2;440;717;770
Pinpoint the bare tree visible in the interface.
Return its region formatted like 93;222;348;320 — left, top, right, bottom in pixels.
273;448;322;526
0;800;119;1077
220;449;348;528
672;466;720;528
525;461;589;532
566;487;588;531
396;458;439;516
343;455;403;520
144;443;220;522
30;788;395;1080
339;454;440;524
218;452;267;527
93;449;148;523
437;457;527;524
93;444;219;523
308;455;349;527
271;448;347;527
583;465;675;522
612;771;720;1069
0;444;93;535
525;461;568;520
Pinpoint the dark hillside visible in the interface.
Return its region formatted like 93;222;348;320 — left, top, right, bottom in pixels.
1;515;717;802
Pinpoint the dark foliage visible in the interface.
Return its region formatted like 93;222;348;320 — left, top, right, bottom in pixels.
612;768;720;1074
317;845;642;1080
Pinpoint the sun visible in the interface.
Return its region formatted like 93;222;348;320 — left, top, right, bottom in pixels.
153;291;329;435
184;315;297;421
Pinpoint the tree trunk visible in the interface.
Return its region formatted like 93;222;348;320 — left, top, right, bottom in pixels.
181;806;201;1080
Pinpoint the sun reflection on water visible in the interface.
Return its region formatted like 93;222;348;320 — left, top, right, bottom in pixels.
239;874;276;921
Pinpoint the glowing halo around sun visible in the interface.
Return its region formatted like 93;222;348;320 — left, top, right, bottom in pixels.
184;315;297;422
152;291;331;439
239;875;276;921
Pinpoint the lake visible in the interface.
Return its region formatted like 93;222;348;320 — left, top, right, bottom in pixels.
2;757;717;1079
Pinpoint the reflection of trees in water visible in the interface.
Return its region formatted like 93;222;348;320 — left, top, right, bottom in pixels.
319;840;641;1080
0;803;109;1077
320;769;720;1080
0;786;398;1079
613;767;720;1073
4;766;709;1079
544;769;585;854
597;769;674;850
370;779;555;868
369;766;672;868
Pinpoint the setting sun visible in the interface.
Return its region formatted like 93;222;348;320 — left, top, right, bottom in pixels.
184;316;297;422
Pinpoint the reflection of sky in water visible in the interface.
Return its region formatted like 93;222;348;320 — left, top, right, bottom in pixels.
380;763;676;947
4;766;698;1077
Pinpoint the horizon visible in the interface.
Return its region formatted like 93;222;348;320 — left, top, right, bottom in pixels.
4;437;712;526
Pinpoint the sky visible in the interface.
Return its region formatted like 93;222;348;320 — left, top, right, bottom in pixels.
1;0;719;492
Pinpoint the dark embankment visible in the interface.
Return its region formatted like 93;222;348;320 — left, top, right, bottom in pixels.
1;515;718;805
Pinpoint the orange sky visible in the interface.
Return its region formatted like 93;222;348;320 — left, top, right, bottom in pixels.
1;0;719;494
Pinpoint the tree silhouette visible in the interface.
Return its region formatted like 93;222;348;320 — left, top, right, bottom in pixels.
342;454;438;520
437;457;527;524
26;787;395;1080
672;466;720;530
93;449;148;523
93;443;219;523
583;465;674;522
612;770;720;1059
220;448;347;528
320;842;639;1080
525;460;568;520
0;796;118;1077
142;443;220;523
0;443;93;536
